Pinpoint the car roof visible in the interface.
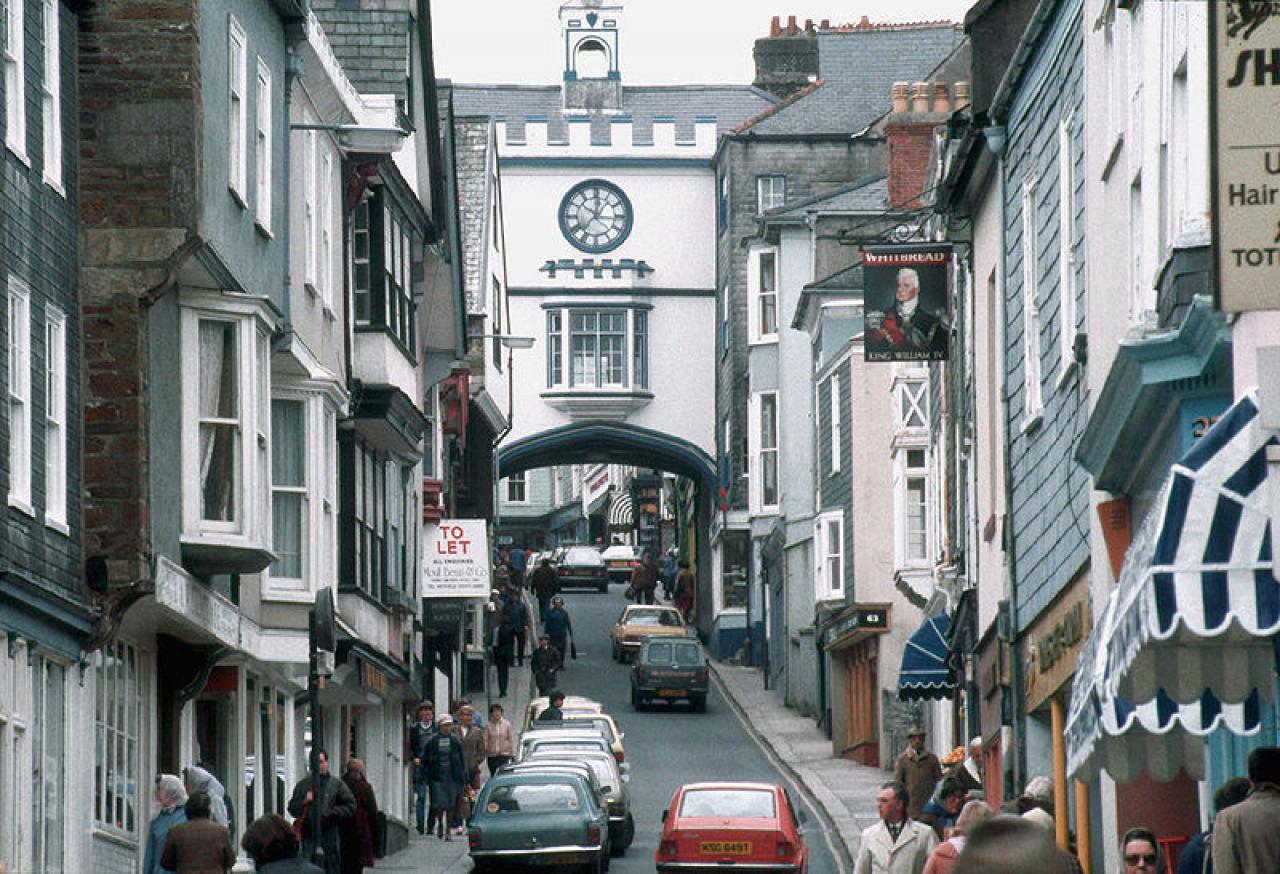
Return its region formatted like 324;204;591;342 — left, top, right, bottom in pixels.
486;770;592;786
521;728;612;741
527;749;619;768
677;782;782;793
640;634;701;644
622;604;682;617
601;544;636;555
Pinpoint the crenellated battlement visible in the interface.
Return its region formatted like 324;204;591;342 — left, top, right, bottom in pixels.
495;115;720;158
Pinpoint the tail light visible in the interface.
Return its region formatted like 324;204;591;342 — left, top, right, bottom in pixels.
776;839;794;859
636;667;647;681
613;749;624;764
468;829;481;850
559;567;568;576
588;825;602;845
697;667;709;684
660;839;679;857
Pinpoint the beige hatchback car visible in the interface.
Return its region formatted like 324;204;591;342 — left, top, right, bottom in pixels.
611;604;693;662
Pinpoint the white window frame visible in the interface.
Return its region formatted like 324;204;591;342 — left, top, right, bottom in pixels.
1056;109;1077;388
4;0;26;161
814;510;844;602
269;395;308;589
895;376;928;433
506;471;528;504
756;174;786;213
828;370;841;475
228;14;248;203
254;57;272;233
93;640;144;839
43;305;67;531
749;391;779;514
7;278;32;514
40;0;61;191
749;248;779;343
319;148;334;310
895;445;931;569
303;128;317;293
179;297;273;548
1020;176;1043;427
545;308;647;391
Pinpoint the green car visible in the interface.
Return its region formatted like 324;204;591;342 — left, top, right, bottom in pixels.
630;635;709;712
468;771;611;873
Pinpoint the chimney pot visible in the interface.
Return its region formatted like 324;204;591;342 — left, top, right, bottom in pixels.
911;81;930;113
805;18;814;33
858;15;871;28
770;15;781;37
787;14;797;34
820;18;830;28
892;81;910;114
932;82;950;113
954;81;971;110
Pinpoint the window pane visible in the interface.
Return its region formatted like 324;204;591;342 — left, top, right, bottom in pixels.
272;493;304;577
271;400;305;487
906;477;927;559
761;395;777;450
907;448;925;469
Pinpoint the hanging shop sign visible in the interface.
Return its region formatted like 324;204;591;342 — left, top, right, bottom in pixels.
1023;571;1091;711
1209;2;1280;310
863;245;952;362
423;520;491;598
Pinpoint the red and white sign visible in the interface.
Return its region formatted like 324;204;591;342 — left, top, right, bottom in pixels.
423;520;491;598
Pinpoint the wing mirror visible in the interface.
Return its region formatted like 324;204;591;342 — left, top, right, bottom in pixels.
661;809;669;823
601;785;613;794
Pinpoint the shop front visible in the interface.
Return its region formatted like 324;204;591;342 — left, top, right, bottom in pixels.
823;604;890;766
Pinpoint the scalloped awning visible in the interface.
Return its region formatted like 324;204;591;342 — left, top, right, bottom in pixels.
898;613;954;701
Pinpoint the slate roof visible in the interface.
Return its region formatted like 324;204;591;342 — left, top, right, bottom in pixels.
453;117;491;313
805;261;865;291
741;25;963;136
451;84;775;145
762;174;888;220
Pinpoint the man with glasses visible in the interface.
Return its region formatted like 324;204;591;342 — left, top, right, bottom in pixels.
1120;827;1161;873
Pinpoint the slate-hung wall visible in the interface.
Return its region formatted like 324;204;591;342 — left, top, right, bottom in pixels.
1001;0;1089;632
817;356;854;591
2;0;82;599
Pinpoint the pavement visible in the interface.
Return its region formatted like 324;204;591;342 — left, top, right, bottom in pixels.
710;661;891;870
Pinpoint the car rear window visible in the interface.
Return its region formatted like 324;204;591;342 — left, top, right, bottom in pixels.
645;641;702;665
624;609;665;625
528;740;608;754
565;547;601;564
487;782;582;813
679;789;776;819
563;716;615;743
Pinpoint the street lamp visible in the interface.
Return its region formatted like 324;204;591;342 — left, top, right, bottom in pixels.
471;333;536;349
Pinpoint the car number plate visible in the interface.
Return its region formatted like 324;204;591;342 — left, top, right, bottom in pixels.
700;841;751;854
658;689;685;698
534;852;582;866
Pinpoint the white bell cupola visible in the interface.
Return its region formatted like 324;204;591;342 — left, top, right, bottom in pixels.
559;0;624;112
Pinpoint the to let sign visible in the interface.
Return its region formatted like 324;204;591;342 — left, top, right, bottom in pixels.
423;520;491;598
1210;2;1280;310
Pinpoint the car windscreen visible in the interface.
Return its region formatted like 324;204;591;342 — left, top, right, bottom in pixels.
679;789;776;819
527;740;608;755
624;608;680;626
644;641;702;665
549;716;614;743
529;754;614;787
485;781;582;814
564;548;602;565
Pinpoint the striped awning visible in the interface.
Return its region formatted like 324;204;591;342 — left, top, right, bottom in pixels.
607;491;634;529
1065;390;1280;780
898;613;954;700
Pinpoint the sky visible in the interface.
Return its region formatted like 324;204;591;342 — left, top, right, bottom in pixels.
432;0;978;86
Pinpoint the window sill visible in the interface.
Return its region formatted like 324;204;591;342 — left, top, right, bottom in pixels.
6;140;30;167
1099;133;1124;183
260;587;317;604
44;516;70;537
1020;411;1044;435
542;388;653;421
304;281;319;300
7;494;35;517
748;334;779;347
228;183;247;210
254;219;273;239
1055;357;1078;391
43;174;65;198
180;534;275;575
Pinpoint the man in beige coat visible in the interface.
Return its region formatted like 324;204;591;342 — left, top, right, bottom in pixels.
893;727;943;821
854;781;937;874
1212;746;1280;874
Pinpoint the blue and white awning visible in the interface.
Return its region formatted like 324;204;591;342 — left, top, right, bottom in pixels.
1065;390;1280;781
1105;390;1279;706
898;613;954;701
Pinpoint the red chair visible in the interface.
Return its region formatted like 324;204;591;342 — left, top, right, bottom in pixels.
1157;835;1188;874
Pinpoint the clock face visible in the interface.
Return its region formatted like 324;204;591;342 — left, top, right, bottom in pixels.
558;180;633;253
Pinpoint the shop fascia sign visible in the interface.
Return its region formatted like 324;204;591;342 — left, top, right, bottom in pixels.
1210;2;1280;310
822;605;890;649
423;520;491;598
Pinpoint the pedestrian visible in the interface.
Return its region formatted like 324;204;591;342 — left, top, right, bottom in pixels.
1120;827;1163;874
543;594;577;661
1019;801;1084;874
183;765;231;833
507;541;527;588
922;800;993;874
338;759;378;874
894;727;943;821
539;690;567;722
674;559;696;621
455;705;487;833
422;714;467;841
492;613;515;697
160;790;236;874
1211;746;1280;874
531;632;564;697
659;549;678;600
241;813;324;872
630;551;659;605
531;558;560;617
853;780;937;874
286;749;356;874
1179;776;1251;874
917;777;966;840
503;586;532;667
144;774;188;874
485;704;515;777
953;815;1071;874
408;701;436;835
946;737;983;798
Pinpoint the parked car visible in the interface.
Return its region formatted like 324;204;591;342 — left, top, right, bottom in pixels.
536;712;627;763
611;604;693;662
468;770;611;873
524;748;635;853
630;635;709;711
558;545;609;592
522;695;605;733
656;782;809;873
600;544;639;584
517;728;615;762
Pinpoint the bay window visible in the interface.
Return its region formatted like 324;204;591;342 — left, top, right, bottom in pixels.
544;307;649;391
349;189;416;352
94;640;141;837
270;399;307;582
897;447;930;566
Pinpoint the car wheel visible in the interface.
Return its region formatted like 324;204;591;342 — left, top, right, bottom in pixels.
631;688;642;710
620;812;635;849
599;583;607;593
691;693;707;713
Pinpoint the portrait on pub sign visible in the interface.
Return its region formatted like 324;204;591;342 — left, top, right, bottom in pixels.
864;246;952;362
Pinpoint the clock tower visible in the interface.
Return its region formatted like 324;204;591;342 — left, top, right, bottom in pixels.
560;0;624;112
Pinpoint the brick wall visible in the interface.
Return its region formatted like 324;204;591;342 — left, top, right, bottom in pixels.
886;118;942;209
77;0;201;584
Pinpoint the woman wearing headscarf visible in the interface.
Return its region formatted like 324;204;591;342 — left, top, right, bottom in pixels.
339;759;378;874
144;774;189;874
184;765;230;830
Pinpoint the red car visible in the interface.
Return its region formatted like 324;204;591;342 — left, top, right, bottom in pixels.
656;782;809;873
